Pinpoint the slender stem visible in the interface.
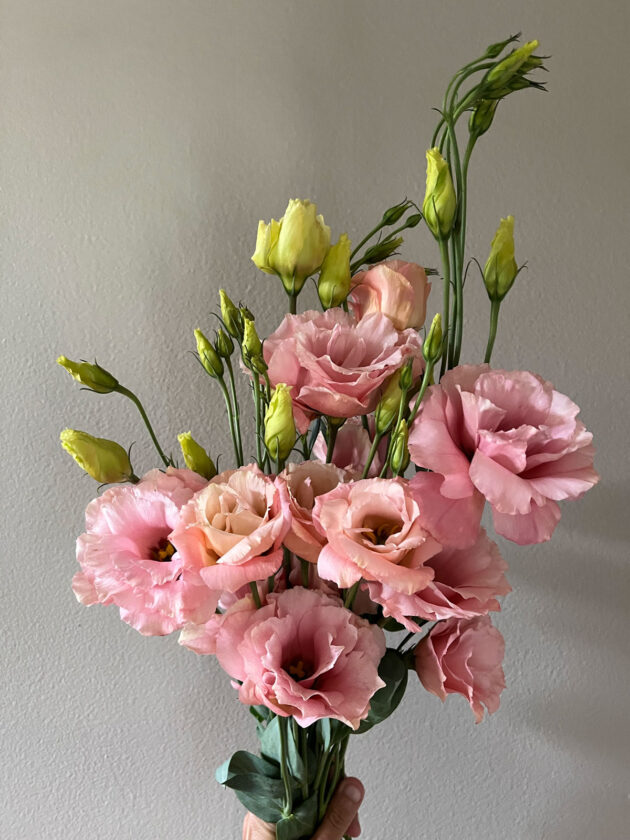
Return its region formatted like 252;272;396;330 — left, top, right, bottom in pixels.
292;717;309;800
217;377;242;467
438;238;451;379
452;137;476;367
300;725;309;802
397;631;415;651
278;716;294;817
249;581;262;609
116;386;171;467
288;292;297;315
350;220;387;259
225;357;244;465
484;299;501;364
300;559;310;588
361;431;383;478
448;234;460;368
344;581;360;609
408;361;435;427
325;422;338;464
252;376;263;469
283;547;292;585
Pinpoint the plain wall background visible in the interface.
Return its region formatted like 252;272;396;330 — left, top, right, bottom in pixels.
2;1;629;838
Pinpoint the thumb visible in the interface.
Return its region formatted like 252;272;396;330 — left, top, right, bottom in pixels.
242;812;276;840
313;778;364;840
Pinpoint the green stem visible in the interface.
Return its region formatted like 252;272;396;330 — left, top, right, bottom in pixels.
288;292;297;315
350;220;387;259
292;718;309;801
325;422;338;464
252;376;263;469
116;386;171;467
484;299;501;364
344;581;360;609
217;377;242;467
438;238;451;379
408;361;435;427
225;357;244;465
448;234;460;368
249;581;262;609
361;431;383;479
278;716;294;818
300;559;310;588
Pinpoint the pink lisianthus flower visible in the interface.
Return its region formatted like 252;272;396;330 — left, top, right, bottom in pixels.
281;461;348;564
170;464;292;594
414;615;506;723
312;478;441;595
180;587;386;729
264;309;422;434
72;468;217;636
312;417;386;478
367;528;510;629
408;365;599;545
349;260;431;330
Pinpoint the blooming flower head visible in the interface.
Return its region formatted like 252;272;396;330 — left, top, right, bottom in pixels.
349;260;431;331
281;461;348;564
264;309;422;434
414;615;506;723
312;478;441;595
72;468;215;636
180;587;386;729
170;464;292;594
408;365;599;544
367;528;510;630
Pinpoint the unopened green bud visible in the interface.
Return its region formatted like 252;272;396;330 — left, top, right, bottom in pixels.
483;34;519;60
242;317;263;360
264;384;297;462
422;148;457;240
403;213;423;229
363;235;404;265
57;356;118;394
375;374;403;435
240;306;256;324
318;233;352;309
195;328;224;378
423;313;443;364
469;99;499;138
220;290;242;338
60;429;133;483
216;329;234;359
483;216;518;302
399;360;414;392
381;200;411;226
390;420;410;474
177;432;216;479
486;40;539;90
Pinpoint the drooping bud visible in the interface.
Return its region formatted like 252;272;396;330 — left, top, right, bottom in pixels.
60;429;133;483
194;328;224;378
422;148;457;240
390;419;410;474
264;384;297;462
423;313;443;364
215;329;234;359
318;233;352;309
469;98;499;138
57;356;118;394
177;432;216;479
375;373;403;435
485;40;540;91
483;33;520;60
220;290;243;338
483;216;518;302
381;199;412;226
242;317;263;360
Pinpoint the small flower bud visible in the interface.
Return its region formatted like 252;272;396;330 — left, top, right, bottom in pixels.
390;419;410;474
403;212;423;229
422;148;457;240
251;218;281;274
242;317;263;361
381;199;411;226
264;384;297;462
318;233;352;309
485;40;539;91
57;356;118;394
469;99;499;138
177;432;216;479
219;290;242;338
483;216;518;302
60;429;133;483
483;34;519;60
399;359;414;392
423;313;443;364
375;374;403;435
363;235;404;265
215;329;234;359
195;328;224;378
240;306;256;324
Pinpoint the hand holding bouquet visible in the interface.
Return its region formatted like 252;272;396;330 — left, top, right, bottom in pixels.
59;35;598;839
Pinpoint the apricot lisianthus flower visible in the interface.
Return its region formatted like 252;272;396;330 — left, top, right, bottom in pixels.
349;259;431;330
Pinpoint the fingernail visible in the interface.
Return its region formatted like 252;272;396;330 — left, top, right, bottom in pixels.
344;782;363;803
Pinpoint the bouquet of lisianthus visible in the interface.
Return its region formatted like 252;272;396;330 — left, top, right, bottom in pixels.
59;35;598;840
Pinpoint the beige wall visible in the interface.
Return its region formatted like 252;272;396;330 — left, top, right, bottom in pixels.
3;1;629;838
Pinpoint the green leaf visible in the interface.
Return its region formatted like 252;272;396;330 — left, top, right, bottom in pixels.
317;717;351;751
216;750;286;823
275;794;319;840
355;648;409;734
259;716;305;782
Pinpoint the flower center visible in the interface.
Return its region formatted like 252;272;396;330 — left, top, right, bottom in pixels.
150;537;176;562
362;517;401;545
285;658;313;681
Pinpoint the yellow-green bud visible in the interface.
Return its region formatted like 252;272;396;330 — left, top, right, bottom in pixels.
363;235;404;265
60;429;133;483
399;360;414;392
486;40;539;90
57;356;118;394
195;328;224;378
422;148;457;240
256;199;331;295
216;329;234;359
381;199;411;226
264;384;296;462
318;233;352;309
483;216;518;302
390;420;410;474
469;99;499;138
220;290;242;338
375;374;403;435
423;313;443;364
242;317;263;360
177;432;216;479
240;306;256;324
